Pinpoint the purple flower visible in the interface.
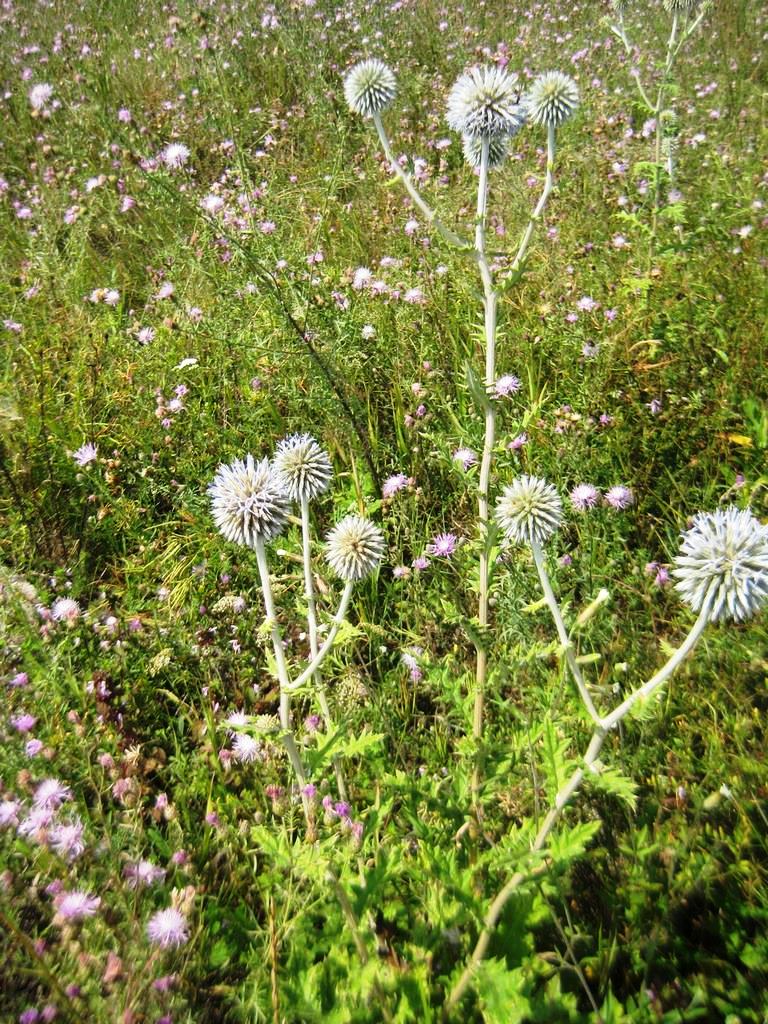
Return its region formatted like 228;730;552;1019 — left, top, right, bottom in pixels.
0;799;20;828
54;889;101;921
452;447;477;470
51;598;81;623
33;779;72;810
146;908;190;948
72;443;97;467
50;819;86;861
160;143;190;169
19;1009;40;1024
231;733;262;764
569;484;600;511
507;433;528;450
382;473;409;498
604;486;634;510
493;374;521;398
412;555;430;571
123;860;166;889
11;713;37;733
427;533;458;557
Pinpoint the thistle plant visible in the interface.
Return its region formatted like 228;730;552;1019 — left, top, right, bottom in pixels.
445;498;768;1009
607;0;710;251
209;440;384;815
344;58;579;805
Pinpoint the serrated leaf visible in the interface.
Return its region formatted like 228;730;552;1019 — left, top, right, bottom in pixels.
476;959;532;1024
587;765;638;811
464;360;492;415
546;819;601;865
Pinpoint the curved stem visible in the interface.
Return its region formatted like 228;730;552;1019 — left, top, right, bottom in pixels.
601;601;710;731
372;113;473;251
284;580;355;692
510;125;557;273
650;14;678;256
471;136;495;806
531;540;601;725
445;599;712;1013
301;498;348;801
254;538;308;806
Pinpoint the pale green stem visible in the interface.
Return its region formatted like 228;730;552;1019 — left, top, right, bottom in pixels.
471;136;495;806
284;580;355;693
530;540;601;725
510;125;557;273
254;538;309;810
372;112;473;251
445;597;712;1012
300;498;348;801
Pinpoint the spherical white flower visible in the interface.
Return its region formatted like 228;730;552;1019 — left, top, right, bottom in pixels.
273;434;332;502
447;66;523;138
495;476;563;546
461;132;513;169
146;907;189;948
209;455;291;547
343;59;397;118
524;71;580;128
325;515;385;580
672;506;768;622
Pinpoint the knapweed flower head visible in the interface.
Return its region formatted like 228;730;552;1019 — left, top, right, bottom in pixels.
325;515;385;580
161;142;190;169
343;59;397;118
146;907;190;948
29;83;53;110
51;597;81;623
461;132;510;169
672;506;768;622
495;475;563;546
447;66;524;139
273;434;332;502
525;71;580;129
209;455;291;547
570;483;600;511
54;889;101;922
605;485;634;510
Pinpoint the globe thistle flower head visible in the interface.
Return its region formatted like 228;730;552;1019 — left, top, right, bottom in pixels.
663;0;701;11
672;506;768;623
447;66;523;139
525;71;580;129
209;455;291;547
343;59;397;118
325;515;385;580
461;132;511;170
273;434;332;502
495;475;563;546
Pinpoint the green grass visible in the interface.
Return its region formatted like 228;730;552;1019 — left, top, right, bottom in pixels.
1;0;767;1020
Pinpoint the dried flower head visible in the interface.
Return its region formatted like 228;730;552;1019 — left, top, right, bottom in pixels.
672;506;768;622
209;455;291;547
447;66;523;138
495;475;563;546
343;59;397;117
525;71;580;128
325;515;385;580
273;434;332;502
461;132;511;169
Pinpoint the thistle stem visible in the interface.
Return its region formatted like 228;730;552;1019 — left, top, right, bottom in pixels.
445;598;712;1013
300;498;349;801
284;580;355;692
510;125;557;273
531;539;601;725
471;135;495;807
372;112;473;251
254;538;309;809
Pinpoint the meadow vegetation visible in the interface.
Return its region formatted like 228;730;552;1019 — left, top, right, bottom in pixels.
0;0;767;1021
